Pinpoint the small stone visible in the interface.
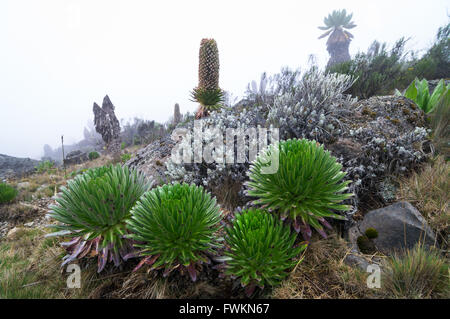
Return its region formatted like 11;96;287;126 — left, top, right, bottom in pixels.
344;254;371;271
7;227;21;239
17;182;30;189
24;222;34;227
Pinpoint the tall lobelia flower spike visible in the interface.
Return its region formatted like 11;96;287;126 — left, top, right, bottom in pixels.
191;38;224;119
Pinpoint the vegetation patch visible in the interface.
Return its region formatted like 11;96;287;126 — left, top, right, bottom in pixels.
396;155;449;249
0;183;18;204
382;244;449;299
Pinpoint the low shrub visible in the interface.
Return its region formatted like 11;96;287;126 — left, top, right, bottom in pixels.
357;235;376;254
88;151;100;160
328;38;412;99
0;183;18;204
411;22;449;80
121;153;132;163
35;160;55;174
223;209;306;296
126;183;222;281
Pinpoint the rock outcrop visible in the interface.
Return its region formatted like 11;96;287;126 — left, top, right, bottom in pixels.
349;201;437;256
93;95;121;153
125;135;176;186
326;95;431;203
64;150;89;166
0;154;41;180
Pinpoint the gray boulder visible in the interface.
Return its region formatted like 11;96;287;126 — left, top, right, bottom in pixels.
358;201;437;255
64;150;89;166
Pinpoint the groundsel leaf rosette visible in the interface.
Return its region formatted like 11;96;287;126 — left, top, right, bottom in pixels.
246;138;353;241
47;164;150;272
126;183;223;281
224;209;307;297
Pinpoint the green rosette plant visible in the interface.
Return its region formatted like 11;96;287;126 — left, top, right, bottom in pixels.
47;164;150;272
126;183;223;281
223;209;306;297
246;138;353;240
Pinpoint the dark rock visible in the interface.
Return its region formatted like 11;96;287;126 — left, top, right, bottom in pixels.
358;201;437;255
0;154;41;180
125;135;176;186
64;150;89;166
93;95;121;153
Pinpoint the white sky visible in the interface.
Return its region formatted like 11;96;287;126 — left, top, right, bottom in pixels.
0;0;449;159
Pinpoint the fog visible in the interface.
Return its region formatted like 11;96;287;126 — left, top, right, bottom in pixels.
0;0;448;159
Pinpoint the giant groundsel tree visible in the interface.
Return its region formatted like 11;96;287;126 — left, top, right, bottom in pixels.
319;9;356;68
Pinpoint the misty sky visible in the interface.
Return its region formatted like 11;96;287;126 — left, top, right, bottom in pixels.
0;0;449;159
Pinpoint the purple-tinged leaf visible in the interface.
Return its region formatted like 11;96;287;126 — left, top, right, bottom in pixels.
133;258;148;272
145;254;160;267
163;267;172;278
122;252;138;261
112;251;120;267
61;238;79;248
299;224;311;242
70;240;87;259
78;240;93;259
61;254;76;267
317;228;328;239
97;247;109;273
187;264;197;282
318;217;333;230
293;218;301;233
244;283;256;297
203;256;211;265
